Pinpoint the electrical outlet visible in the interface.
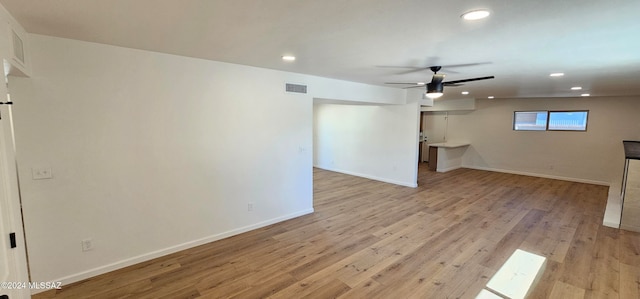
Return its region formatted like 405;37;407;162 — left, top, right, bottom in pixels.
32;167;53;180
81;238;93;252
248;202;254;212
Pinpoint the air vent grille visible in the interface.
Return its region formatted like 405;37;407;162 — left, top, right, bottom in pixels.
12;30;24;64
285;83;307;94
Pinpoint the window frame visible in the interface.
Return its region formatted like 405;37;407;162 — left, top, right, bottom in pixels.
547;110;589;131
512;110;548;131
513;110;589;132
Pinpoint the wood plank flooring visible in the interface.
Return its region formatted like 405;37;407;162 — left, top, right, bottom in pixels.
34;165;640;298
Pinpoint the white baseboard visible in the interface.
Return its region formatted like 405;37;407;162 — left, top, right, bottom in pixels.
38;208;314;293
603;190;621;228
463;165;610;186
314;165;417;188
437;165;462;173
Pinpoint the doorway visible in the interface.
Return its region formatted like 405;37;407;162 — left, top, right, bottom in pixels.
0;71;30;299
419;111;448;164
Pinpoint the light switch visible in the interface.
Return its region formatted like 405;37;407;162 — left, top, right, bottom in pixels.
32;167;53;180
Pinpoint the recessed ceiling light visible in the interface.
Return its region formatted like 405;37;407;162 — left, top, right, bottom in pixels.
571;86;582;90
462;91;470;95
417;82;426;85
282;55;296;61
462;9;490;20
581;93;590;97
549;73;564;77
488;96;495;99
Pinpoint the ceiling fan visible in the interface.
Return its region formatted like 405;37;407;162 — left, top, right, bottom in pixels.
385;66;494;99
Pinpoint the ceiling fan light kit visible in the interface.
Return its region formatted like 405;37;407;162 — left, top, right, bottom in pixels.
425;91;443;99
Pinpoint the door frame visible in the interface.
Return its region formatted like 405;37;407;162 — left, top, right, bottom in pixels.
0;68;31;298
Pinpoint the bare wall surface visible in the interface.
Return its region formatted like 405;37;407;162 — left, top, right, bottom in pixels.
11;34;319;285
449;97;640;188
313;102;420;187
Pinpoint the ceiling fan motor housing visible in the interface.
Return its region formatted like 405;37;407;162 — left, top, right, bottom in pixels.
427;82;443;93
428;72;445;93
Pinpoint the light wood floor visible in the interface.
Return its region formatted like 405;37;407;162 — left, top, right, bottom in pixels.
34;165;639;298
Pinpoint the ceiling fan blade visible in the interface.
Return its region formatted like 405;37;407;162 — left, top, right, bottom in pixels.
384;82;427;89
378;62;492;76
395;67;433;75
445;76;495;85
440;62;491;69
376;65;431;75
376;65;424;69
384;82;425;85
443;83;465;87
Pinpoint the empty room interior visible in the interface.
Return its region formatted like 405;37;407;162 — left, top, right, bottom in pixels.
0;1;638;298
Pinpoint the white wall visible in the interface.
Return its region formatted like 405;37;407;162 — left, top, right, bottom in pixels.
313;102;420;187
445;97;640;188
421;98;475;112
9;34;406;286
310;78;405;105
10;32;312;282
12;33;314;285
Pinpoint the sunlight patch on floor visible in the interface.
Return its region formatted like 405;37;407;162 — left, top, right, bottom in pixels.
477;249;547;299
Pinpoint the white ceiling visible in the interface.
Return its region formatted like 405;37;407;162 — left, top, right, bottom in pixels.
1;0;639;100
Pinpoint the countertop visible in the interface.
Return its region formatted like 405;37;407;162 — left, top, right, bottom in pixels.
428;142;470;148
623;140;640;160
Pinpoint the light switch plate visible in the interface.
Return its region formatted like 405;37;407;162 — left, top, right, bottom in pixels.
32;167;53;180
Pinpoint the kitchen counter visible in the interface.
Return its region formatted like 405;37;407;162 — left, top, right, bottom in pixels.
428;142;471;149
428;142;470;172
623;140;640;160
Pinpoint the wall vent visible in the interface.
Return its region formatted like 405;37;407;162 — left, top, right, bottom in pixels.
12;30;25;64
285;83;307;94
